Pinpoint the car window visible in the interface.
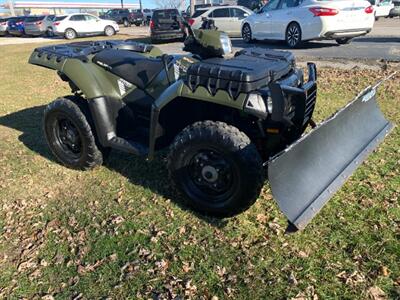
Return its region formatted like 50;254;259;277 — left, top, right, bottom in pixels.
153;9;180;20
25;16;44;22
85;15;97;21
46;15;55;21
230;8;247;18
262;0;281;11
70;15;86;21
211;8;230;18
54;16;67;21
192;9;208;18
280;0;301;9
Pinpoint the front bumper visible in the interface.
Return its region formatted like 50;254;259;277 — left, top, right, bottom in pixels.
151;30;185;41
269;63;317;133
323;28;371;39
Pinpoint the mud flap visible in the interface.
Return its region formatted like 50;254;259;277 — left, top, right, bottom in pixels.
267;76;395;230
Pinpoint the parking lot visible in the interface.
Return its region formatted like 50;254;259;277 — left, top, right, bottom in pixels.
1;18;399;62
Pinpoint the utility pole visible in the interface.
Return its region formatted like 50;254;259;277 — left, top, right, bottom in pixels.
139;0;143;11
190;0;195;16
8;0;16;16
120;0;124;8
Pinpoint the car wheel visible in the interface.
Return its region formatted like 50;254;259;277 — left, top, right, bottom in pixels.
336;38;352;45
43;97;107;170
46;27;54;37
104;25;115;36
286;22;302;48
167;121;264;217
64;28;77;40
135;22;141;26
242;23;253;43
123;19;129;27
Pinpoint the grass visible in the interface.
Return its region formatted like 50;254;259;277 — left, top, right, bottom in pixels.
0;38;399;299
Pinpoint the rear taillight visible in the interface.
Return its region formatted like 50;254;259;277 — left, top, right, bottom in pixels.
149;20;154;29
35;21;43;25
53;22;60;26
188;18;195;26
364;5;374;14
309;7;339;16
16;21;23;25
0;22;6;25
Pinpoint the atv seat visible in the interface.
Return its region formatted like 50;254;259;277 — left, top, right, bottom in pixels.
93;49;165;90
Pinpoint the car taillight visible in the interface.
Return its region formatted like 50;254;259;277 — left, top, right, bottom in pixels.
0;22;6;25
150;20;154;29
35;21;43;25
16;21;23;25
188;18;195;26
53;22;60;26
364;5;374;13
309;7;339;16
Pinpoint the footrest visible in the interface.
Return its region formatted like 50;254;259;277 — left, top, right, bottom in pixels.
109;136;148;156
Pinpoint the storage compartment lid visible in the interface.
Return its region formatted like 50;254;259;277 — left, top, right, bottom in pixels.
185;48;295;99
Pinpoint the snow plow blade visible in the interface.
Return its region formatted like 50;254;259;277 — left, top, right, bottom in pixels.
268;78;394;230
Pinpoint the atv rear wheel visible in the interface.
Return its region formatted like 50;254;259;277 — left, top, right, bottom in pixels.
168;121;264;217
43;97;106;170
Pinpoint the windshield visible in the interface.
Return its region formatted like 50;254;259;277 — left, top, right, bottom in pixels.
25;16;45;22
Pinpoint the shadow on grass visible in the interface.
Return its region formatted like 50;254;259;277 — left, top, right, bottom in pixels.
0;105;229;228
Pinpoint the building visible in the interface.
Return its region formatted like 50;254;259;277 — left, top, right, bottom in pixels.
195;0;237;5
1;1;140;16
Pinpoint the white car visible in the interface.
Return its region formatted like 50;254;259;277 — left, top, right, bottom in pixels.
189;5;253;37
241;0;375;48
52;13;119;40
369;0;394;18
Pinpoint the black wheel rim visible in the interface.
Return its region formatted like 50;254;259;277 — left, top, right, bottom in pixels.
53;115;82;159
287;25;300;47
181;148;240;205
242;25;251;42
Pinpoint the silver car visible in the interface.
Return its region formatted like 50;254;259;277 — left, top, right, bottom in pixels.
24;15;56;36
0;17;11;36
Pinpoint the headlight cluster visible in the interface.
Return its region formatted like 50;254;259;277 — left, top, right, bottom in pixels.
245;93;273;118
220;33;232;55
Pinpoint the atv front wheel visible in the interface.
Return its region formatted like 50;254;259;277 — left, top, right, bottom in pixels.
43;97;106;170
168;121;264;217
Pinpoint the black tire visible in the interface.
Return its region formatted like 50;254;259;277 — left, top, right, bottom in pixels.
336;37;352;45
43;97;106;170
286;22;302;48
46;27;54;37
167;121;264;217
64;28;77;40
104;25;115;36
242;23;253;43
123;19;129;27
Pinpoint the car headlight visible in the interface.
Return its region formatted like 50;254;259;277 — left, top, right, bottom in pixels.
266;96;273;114
220;33;232;55
245;93;267;117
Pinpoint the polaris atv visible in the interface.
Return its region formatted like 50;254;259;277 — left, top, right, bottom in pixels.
29;21;393;230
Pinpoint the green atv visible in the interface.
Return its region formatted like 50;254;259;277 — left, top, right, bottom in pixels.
29;22;393;230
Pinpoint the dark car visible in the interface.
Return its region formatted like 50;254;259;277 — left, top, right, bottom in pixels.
129;10;144;26
7;16;27;36
100;8;131;27
150;9;185;43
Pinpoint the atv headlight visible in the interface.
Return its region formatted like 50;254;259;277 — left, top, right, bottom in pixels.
266;96;273;114
220;33;232;55
245;93;267;118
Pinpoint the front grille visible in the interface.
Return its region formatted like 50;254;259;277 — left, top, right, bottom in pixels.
303;84;317;126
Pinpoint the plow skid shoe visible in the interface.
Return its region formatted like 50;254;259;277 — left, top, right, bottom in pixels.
268;82;394;230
